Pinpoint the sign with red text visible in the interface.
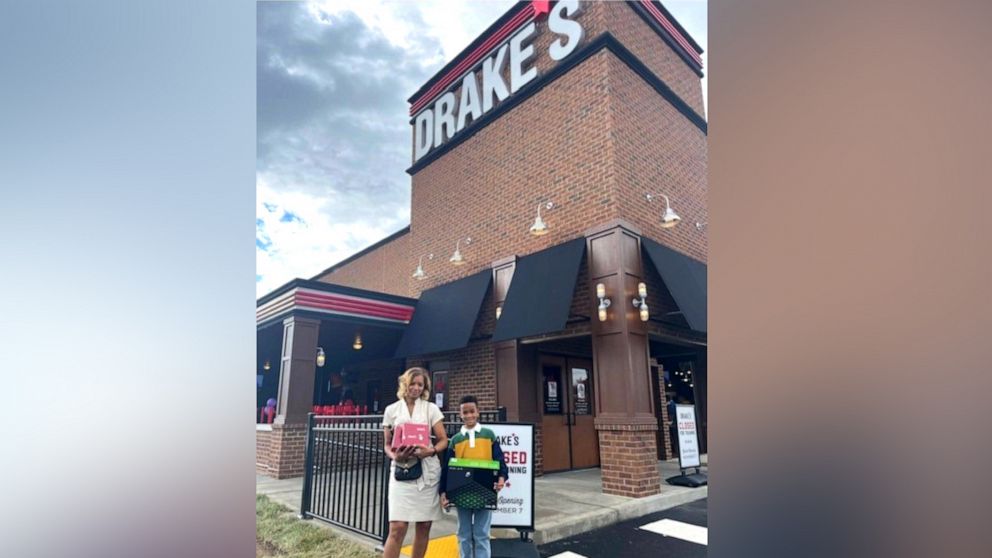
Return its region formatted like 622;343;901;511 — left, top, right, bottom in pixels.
488;423;534;530
675;404;701;469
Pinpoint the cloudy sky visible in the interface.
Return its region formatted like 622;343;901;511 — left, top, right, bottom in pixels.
257;0;707;296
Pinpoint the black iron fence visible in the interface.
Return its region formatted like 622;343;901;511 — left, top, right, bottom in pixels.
300;414;390;541
299;407;506;542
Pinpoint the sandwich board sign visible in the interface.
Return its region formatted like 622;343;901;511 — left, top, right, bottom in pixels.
675;404;701;469
487;423;534;530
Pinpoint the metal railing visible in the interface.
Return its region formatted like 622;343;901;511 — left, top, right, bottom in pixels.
299;406;507;542
300;414;390;542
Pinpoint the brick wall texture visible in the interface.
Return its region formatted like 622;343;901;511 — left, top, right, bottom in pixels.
269;2;707;493
257;424;309;479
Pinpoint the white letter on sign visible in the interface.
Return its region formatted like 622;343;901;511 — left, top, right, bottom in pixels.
414;109;434;162
456;70;481;133
481;44;509;114
509;22;537;94
433;92;457;149
549;0;584;61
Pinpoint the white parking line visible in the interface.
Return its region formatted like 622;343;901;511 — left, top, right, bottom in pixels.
547;552;589;558
638;518;708;546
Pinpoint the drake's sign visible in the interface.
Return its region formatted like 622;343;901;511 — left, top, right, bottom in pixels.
413;0;585;162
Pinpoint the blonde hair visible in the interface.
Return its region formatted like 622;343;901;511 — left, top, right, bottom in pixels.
396;367;431;401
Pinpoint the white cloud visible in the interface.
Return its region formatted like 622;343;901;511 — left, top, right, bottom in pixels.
256;176;406;296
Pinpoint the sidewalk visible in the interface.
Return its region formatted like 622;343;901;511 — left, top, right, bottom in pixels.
256;456;708;550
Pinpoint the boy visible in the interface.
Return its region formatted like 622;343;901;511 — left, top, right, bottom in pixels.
440;395;508;558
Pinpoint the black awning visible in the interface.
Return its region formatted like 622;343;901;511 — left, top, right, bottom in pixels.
492;238;586;342
642;238;707;332
394;269;492;357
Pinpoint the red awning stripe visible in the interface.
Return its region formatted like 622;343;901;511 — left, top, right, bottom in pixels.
256;294;296;320
294;304;412;323
256;288;416;324
294;292;414;321
295;289;415;315
640;1;702;66
409;4;535;116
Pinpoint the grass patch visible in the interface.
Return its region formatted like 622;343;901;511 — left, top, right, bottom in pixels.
256;495;379;558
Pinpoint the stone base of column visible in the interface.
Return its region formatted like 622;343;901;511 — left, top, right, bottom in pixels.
256;423;308;479
597;423;661;498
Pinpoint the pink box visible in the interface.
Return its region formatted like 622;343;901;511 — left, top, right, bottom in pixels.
391;422;430;450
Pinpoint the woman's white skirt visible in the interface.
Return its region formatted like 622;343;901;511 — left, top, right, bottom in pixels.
387;455;442;523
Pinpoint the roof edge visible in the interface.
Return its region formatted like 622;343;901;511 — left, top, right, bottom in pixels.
309;225;411;281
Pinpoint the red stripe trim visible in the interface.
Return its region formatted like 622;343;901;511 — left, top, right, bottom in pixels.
295;289;413;312
295;301;412;322
640;1;702;66
294;294;413;319
410;4;535;115
294;293;414;321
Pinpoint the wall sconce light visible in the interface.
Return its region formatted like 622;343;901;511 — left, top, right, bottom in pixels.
695;221;707;230
645;193;681;228
263;360;271;371
316;347;326;367
352;334;363;350
449;237;471;266
596;282;611;321
529;201;553;236
632;281;649;321
412;253;433;280
495;304;503;319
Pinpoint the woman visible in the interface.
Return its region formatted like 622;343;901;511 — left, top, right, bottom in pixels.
382;367;448;558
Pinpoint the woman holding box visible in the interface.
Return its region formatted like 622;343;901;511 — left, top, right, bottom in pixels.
382;367;448;558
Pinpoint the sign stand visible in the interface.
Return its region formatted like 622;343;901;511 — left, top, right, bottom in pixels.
486;422;540;558
665;404;708;487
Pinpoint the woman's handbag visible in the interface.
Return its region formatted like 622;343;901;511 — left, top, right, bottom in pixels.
394;458;423;481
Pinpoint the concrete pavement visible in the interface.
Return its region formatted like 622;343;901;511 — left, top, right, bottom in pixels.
257;456;707;552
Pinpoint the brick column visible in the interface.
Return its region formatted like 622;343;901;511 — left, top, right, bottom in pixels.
587;222;661;497
263;316;320;478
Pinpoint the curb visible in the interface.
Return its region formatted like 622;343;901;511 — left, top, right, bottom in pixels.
531;486;708;545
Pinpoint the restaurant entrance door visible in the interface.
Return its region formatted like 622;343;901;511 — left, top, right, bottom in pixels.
540;354;599;472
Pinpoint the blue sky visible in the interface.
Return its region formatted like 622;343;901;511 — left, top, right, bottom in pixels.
256;0;707;296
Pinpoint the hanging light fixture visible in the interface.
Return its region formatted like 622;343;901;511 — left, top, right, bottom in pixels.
495;304;503;319
645;194;681;228
529;201;553;236
632;281;649;321
316;347;326;367
449;237;471;266
412;253;433;280
352;334;363;350
596;282;611;322
263;360;271;371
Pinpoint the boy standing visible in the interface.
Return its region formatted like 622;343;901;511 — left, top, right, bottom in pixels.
440;395;509;558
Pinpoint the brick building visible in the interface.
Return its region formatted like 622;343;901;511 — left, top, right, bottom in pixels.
256;0;706;498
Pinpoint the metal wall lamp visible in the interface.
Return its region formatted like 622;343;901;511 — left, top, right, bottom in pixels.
316;347;326;367
696;221;707;230
352;333;362;350
412;253;433;280
632;282;649;321
529;201;554;236
449;237;472;265
263;360;271;371
596;282;612;322
645;193;681;228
